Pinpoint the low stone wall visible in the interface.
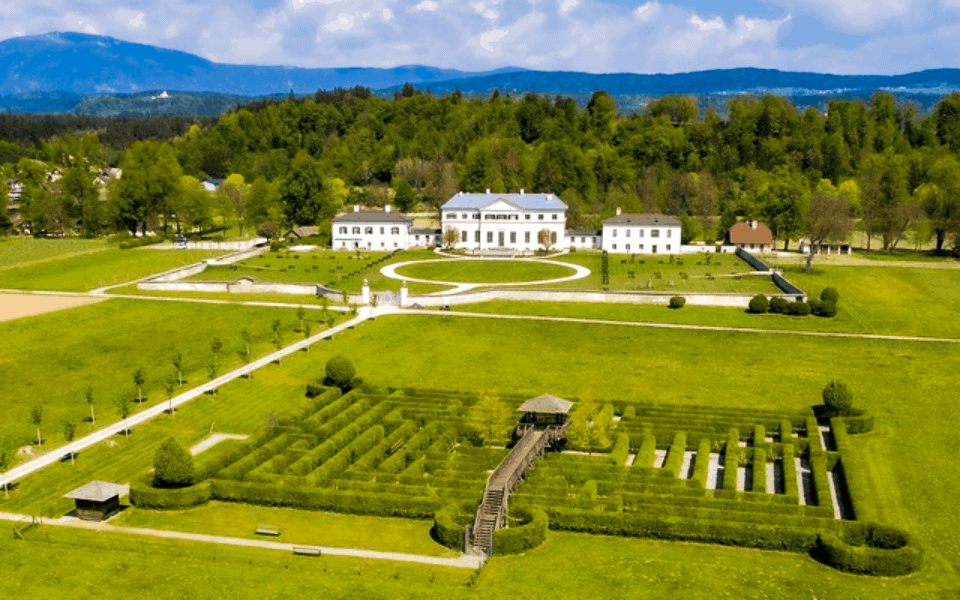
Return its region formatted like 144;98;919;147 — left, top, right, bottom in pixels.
208;246;267;265
185;239;266;250
773;272;805;298
680;245;737;254
140;281;230;293
412;289;762;308
147;262;210;283
735;247;772;272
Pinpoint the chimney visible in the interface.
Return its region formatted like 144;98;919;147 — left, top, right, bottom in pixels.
486;188;491;195
520;189;524;195
458;191;463;196
353;204;359;212
385;204;391;213
616;207;622;216
750;220;758;230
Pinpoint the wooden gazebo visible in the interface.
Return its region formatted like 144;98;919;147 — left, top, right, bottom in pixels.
64;481;128;521
516;394;573;442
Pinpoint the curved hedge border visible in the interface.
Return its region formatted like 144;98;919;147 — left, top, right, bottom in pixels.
130;479;212;509
817;523;922;576
493;507;548;555
434;503;470;550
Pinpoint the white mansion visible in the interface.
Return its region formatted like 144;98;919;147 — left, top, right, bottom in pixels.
331;191;682;255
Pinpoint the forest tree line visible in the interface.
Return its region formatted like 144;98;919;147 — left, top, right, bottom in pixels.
4;85;960;252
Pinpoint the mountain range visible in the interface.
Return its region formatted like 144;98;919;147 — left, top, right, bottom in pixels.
1;31;959;117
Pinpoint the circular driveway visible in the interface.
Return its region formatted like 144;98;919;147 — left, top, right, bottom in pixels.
380;257;591;295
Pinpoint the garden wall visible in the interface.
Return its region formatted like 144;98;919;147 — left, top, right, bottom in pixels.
736;247;772;272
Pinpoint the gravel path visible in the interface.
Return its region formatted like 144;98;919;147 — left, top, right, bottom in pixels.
189;434;249;456
0;511;482;569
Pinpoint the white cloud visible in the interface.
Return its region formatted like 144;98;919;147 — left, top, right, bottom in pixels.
763;0;917;33
690;15;723;31
382;8;392;19
231;32;283;60
479;28;507;51
325;12;355;31
560;0;578;13
415;1;438;11
634;1;660;24
483;9;498;19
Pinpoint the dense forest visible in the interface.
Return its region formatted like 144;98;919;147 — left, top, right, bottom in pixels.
4;85;960;252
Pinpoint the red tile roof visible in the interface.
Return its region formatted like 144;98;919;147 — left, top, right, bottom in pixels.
729;222;773;245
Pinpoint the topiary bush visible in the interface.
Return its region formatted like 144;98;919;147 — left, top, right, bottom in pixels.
785;301;812;316
493;507;549;554
769;297;789;314
325;355;356;391
820;287;840;303
822;380;853;412
669;296;686;309
813;299;838;318
153;437;196;488
748;294;769;314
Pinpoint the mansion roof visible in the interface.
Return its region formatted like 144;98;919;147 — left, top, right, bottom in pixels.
441;192;567;211
602;213;681;227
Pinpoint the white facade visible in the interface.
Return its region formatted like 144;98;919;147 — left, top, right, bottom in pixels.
565;231;601;250
440;191;567;252
332;205;413;250
601;211;682;255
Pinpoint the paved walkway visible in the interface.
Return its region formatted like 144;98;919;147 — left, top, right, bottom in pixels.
189;433;249;456
380;255;591;295
0;511;482;569
0;308;374;489
395;308;960;344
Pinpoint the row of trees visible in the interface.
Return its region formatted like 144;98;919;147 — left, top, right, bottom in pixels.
5;89;960;250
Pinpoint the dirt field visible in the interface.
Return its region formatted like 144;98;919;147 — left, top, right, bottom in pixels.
0;293;105;322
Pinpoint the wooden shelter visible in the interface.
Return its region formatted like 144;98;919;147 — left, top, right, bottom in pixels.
516;394;573;440
64;481;127;521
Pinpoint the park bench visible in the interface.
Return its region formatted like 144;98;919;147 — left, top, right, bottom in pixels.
255;524;281;536
293;546;322;557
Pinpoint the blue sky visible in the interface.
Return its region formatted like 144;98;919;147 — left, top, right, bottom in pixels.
1;0;959;74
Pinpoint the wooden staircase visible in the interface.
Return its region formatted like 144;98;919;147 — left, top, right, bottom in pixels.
472;487;505;551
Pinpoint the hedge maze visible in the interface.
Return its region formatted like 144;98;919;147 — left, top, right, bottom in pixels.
132;387;510;519
131;387;921;576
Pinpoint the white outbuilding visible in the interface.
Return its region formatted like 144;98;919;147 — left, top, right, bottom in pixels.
331;205;413;250
601;210;682;255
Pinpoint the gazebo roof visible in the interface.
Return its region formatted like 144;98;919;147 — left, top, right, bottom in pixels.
518;394;573;414
64;481;128;502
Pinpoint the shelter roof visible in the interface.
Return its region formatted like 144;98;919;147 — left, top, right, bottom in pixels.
518;394;573;414
64;481;128;502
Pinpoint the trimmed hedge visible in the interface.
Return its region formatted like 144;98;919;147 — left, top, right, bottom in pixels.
130;479;212;509
434;503;470;550
817;523;922;576
748;294;769;313
785;301;812;316
769;297;789;314
782;444;799;500
669;296;686;309
752;448;767;494
493;507;548;555
723;429;740;492
663;432;687;478
609;434;630;466
690;438;711;487
635;430;656;469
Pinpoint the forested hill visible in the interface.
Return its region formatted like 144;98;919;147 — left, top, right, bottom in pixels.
6;89;960;256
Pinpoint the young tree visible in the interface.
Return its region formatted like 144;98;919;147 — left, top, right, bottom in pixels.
85;385;95;424
271;319;283;363
465;395;513;447
116;396;132;437
238;328;252;366
302;321;313;349
325;354;356;390
153;437;195;488
296;306;306;333
803;190;854;273
62;421;77;464
566;402;594;450
443;226;459;249
822;380;854;413
132;367;146;404
30;404;43;447
218;174;247;235
172;351;185;386
164;376;177;416
538;228;555;251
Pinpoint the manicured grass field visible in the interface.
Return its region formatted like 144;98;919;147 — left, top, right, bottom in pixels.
0;236;109;268
0;246;223;291
114;502;456;557
393;259;577;283
540;251;783;294
0;298;333;455
4;312;959;597
188;249;451;295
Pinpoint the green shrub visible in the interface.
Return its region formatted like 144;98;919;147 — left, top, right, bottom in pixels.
820;287;840;303
785;301;811;316
769;297;789;314
669;296;686;309
130;479;211;509
813;299;837;317
822;380;853;412
663;432;687;478
325;354;356;390
493;507;548;555
747;294;769;314
434;503;471;550
153;438;196;488
817;524;922;576
609;434;630;466
689;438;711;488
782;444;798;500
635;430;656;469
752;447;767;494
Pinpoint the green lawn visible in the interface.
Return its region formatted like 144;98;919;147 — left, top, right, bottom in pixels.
0;236;110;268
187;249;451;295
0;247;223;291
394;259;577;283
114;501;456;557
537;251;784;294
0;298;337;455
4;312;959;597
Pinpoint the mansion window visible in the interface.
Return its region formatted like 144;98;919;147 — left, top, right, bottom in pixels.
625;244;631;251
626;229;631;238
380;227;385;234
651;229;660;238
667;229;672;238
510;232;517;244
580;237;585;243
667;244;672;251
525;232;531;243
525;214;531;220
612;229;617;237
391;227;400;235
639;229;645;237
487;232;493;243
612;244;617;250
552;214;558;220
352;227;361;234
538;214;544;220
461;214;468;219
461;230;468;242
339;227;347;234
365;227;374;234
449;213;456;220
475;231;480;242
639;244;644;251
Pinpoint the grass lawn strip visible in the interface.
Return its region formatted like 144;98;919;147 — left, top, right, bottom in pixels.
392;259;578;284
0;237;109;268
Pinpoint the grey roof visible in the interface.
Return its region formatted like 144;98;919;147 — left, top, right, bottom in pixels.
333;211;411;223
412;228;441;235
441;192;567;211
64;481;128;502
287;226;319;238
518;394;573;414
565;230;601;236
602;213;681;227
